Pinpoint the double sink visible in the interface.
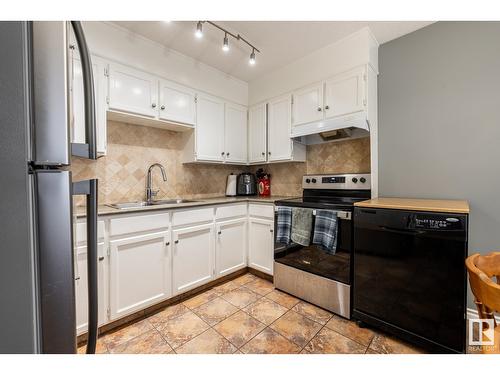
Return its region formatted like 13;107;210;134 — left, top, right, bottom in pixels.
107;199;199;210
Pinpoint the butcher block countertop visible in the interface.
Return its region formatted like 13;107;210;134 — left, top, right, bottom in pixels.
354;197;470;214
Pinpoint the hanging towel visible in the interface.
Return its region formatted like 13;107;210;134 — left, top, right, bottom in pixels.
290;207;313;246
276;206;292;244
312;210;339;254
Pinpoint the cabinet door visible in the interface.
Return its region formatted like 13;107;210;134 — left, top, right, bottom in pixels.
172;223;215;294
108;62;158;118
324;67;365;119
159;80;196;125
71;54;107;155
195;94;225;162
268;95;292;162
74;243;108;334
248;218;274;275
291;82;324;126
216;218;247;277
224;103;248;164
248;103;267;163
109;231;171;320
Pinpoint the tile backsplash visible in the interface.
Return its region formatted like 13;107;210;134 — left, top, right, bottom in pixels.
71;121;370;205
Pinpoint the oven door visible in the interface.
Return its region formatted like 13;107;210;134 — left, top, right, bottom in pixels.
274;207;353;285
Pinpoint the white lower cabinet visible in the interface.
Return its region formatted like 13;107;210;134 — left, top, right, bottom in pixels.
109;231;171;320
216;218;247;277
248;217;275;275
75;243;108;334
172;223;215;295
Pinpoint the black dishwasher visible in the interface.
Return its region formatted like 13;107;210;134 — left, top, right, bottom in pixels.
353;207;468;353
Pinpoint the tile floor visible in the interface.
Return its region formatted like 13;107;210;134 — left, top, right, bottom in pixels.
78;273;426;354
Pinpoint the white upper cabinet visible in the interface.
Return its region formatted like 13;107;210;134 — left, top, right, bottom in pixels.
159;80;196;125
195;93;225;162
324;66;365;119
267;95;305;162
71;53;107;155
291;83;324;127
224;103;248;164
248;103;267;164
108;62;158;118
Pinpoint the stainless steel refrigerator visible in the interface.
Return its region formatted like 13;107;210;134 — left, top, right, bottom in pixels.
0;21;99;354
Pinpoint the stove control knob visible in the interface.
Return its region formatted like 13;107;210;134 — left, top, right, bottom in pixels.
305;178;311;183
360;177;367;183
352;177;358;183
311;178;317;183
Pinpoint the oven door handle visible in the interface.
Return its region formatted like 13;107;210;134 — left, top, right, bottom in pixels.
274;206;351;220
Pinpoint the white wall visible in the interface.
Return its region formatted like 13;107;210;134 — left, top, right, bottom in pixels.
248;27;379;105
82;22;248;106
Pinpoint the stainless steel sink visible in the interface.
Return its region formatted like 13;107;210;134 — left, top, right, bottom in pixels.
107;199;199;210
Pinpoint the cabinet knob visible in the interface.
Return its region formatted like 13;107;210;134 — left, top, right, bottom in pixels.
268;151;271;155
270;229;274;233
261;152;265;156
98;256;105;261
325;105;330;110
166;242;170;246
317;107;322;111
75;276;81;281
218;231;222;235
160;105;165;110
226;152;230;157
174;240;179;244
221;152;225;156
151;103;157;108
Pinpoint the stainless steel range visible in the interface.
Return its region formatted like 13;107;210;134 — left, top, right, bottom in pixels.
274;173;371;318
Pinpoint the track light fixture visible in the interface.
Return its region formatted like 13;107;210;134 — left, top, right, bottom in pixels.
195;21;203;38
222;33;229;52
195;21;260;65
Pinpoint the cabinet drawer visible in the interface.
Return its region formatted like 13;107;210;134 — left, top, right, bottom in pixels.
75;220;105;246
248;203;275;219
172;207;214;227
215;203;247;221
109;213;169;237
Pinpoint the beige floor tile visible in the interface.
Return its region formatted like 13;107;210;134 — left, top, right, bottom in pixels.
109;330;173;354
305;327;366;354
102;319;154;351
240;328;301;354
365;348;380;354
182;289;219;309
243;297;288;325
325;315;375;346
299;348;312;354
292;301;333;325
232;273;257;286
222;287;261;309
175;328;237;354
369;333;426;354
193;297;239;326
156;310;210;349
77;339;108;354
266;289;300;309
148;304;190;326
244;278;275;296
212;280;240;295
214;310;265;348
270;310;322;348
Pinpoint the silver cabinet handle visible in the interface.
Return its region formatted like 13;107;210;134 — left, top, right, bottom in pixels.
152;103;157;108
325;105;330;110
98;256;104;261
160;105;165;110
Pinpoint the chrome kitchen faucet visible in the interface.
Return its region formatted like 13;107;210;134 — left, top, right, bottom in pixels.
146;163;167;204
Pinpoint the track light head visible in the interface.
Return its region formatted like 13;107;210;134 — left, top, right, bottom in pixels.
195;21;203;38
222;33;229;52
249;49;256;65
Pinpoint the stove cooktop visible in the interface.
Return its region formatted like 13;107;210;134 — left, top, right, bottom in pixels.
275;196;367;211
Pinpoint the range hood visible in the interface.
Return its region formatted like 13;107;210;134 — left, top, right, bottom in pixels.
291;111;370;143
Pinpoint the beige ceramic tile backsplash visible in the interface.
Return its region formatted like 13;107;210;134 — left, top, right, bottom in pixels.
71;121;370;205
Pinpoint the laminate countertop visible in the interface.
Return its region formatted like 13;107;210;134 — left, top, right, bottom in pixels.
75;196;293;218
354;197;470;214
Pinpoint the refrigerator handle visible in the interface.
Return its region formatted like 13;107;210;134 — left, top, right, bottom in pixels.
73;179;98;354
70;21;97;160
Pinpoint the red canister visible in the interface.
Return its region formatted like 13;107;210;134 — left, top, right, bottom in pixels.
258;175;271;197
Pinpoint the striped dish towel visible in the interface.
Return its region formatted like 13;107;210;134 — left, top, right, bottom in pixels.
312;210;338;254
276;206;292;245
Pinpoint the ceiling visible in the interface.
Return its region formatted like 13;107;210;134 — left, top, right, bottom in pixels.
111;21;434;82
